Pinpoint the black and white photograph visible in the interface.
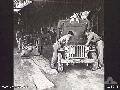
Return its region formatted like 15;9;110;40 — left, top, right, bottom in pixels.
13;0;104;90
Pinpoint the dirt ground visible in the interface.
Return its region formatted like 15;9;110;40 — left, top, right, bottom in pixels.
14;46;104;90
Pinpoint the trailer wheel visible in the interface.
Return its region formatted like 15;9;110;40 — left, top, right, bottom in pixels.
57;53;63;72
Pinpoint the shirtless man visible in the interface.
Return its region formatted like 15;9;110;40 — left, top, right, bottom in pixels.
85;30;104;68
51;31;74;69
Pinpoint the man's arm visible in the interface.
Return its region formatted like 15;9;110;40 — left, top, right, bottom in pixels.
87;20;90;30
65;36;71;45
86;33;94;46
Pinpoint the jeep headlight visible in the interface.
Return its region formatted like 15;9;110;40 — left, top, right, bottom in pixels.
64;46;69;52
63;46;69;59
85;46;89;53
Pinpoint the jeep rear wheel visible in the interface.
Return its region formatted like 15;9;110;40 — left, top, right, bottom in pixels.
57;53;63;72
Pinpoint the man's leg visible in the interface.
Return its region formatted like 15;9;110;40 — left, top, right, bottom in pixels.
19;38;22;52
51;43;59;69
37;38;43;55
17;38;21;53
51;50;57;69
16;39;18;48
38;46;43;55
97;40;104;68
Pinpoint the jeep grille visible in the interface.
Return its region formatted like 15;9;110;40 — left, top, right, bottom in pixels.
69;45;86;58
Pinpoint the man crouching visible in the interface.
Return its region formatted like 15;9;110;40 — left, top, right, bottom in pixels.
85;30;104;69
51;31;74;69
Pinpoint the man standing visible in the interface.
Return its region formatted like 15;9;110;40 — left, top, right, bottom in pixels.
16;30;22;53
37;29;43;55
85;30;104;68
51;31;74;69
49;27;57;44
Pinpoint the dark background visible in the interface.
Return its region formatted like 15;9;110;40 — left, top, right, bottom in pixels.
104;0;120;84
0;0;120;90
14;0;104;46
